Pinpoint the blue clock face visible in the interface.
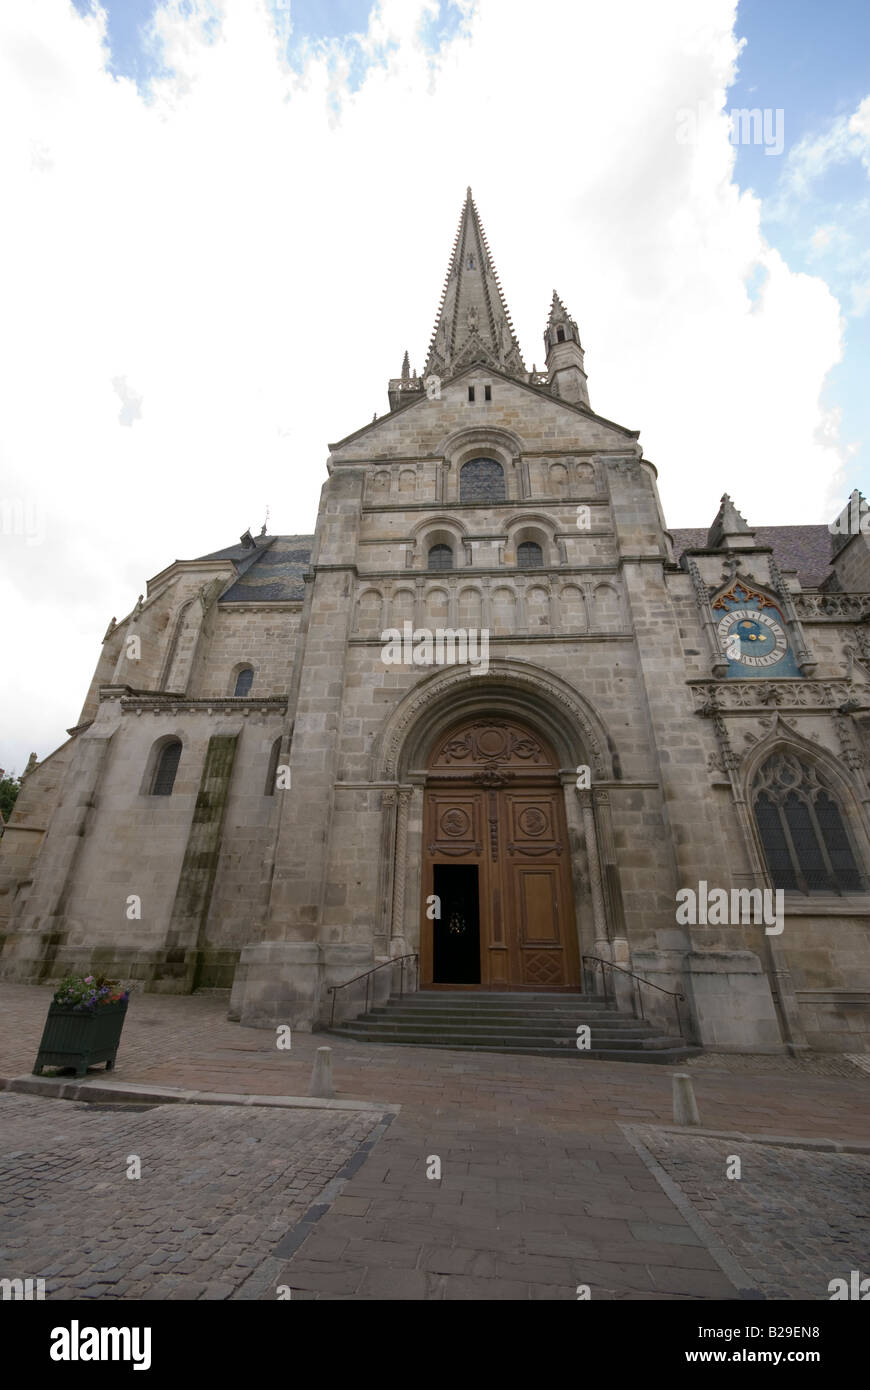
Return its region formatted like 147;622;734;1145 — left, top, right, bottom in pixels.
712;582;801;678
718;607;789;667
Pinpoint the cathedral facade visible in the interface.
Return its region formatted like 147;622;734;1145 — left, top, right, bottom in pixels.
2;189;869;1055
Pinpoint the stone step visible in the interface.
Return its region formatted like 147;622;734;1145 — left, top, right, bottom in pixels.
380;991;602;1005
366;1006;623;1022
366;998;642;1015
329;1027;698;1064
326;988;695;1064
348;1018;660;1040
331;1024;682;1049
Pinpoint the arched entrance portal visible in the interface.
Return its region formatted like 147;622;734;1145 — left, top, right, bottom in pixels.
421;717;581;990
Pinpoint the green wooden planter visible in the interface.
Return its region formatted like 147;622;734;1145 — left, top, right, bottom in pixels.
33;1000;128;1078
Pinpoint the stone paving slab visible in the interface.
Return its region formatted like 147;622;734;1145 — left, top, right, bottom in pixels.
265;1113;743;1301
626;1123;870;1301
1;983;868;1301
0;1092;382;1300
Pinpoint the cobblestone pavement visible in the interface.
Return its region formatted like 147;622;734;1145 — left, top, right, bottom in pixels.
0;1092;381;1300
628;1126;870;1301
1;983;868;1301
684;1051;865;1078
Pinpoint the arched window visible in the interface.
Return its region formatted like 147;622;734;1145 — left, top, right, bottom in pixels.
428;544;453;571
753;753;863;893
460;457;505;503
233;667;254;697
556;327;565;343
517;541;543;568
264;737;282;796
152;740;182;796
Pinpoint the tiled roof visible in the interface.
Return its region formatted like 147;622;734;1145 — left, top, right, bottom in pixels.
218;535;314;603
671;525;832;590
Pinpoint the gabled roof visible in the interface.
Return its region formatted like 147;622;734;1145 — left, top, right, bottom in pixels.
329;358;639;452
672;525;832;590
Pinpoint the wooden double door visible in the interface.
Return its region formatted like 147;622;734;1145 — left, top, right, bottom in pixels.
420;719;581;990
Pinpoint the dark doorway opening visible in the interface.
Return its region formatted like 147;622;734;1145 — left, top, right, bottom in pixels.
433;864;480;984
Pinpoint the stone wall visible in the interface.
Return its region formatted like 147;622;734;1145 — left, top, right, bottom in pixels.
3;357;869;1053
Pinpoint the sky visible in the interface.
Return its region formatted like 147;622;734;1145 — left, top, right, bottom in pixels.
1;0;869;773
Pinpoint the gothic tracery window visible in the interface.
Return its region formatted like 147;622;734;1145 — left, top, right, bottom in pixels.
753;753;862;893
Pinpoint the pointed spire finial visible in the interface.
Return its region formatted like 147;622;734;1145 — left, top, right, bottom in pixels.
424;189;526;382
547;290;575;329
401;350;410;381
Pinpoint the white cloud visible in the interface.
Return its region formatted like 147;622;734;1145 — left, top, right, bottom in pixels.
0;0;849;769
773;92;870;206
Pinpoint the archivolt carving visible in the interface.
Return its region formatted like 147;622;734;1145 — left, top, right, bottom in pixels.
373;658;612;780
436;424;525;460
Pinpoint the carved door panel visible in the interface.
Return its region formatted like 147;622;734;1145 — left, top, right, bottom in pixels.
500;790;579;988
421;719;580;989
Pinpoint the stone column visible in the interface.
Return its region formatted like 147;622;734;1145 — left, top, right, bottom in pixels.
516;577;527;631
375;789;398;954
562;775;590;972
481;576;492;631
448;578;459;629
547;579;558;629
592;789;634;1012
390;789;411;949
521;457;531;499
578;788;608;958
769;554;816;674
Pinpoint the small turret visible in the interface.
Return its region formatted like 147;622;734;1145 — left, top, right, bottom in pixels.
388;350;423;411
544;291;590;408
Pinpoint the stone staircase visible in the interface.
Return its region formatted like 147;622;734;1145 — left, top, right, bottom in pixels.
328;990;699;1063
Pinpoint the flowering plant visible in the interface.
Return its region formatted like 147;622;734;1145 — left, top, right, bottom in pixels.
52;974;130;1013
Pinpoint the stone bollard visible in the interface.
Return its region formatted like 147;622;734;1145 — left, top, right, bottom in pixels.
309;1046;334;1100
672;1072;701;1126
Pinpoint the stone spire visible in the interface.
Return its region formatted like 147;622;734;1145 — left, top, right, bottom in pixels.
706;495;756;550
423;187;526;383
547;291;573;332
544;290;590;408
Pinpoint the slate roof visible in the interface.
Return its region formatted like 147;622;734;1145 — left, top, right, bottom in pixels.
671;525;833;590
213;535;314;603
193;524;833;607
